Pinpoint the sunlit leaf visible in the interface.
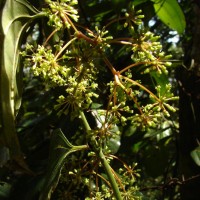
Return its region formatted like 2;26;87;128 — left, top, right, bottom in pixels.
152;0;186;34
0;0;40;166
150;71;168;96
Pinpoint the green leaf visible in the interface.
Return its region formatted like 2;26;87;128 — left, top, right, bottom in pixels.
0;182;11;199
133;0;148;6
0;0;41;166
39;129;87;200
191;146;200;166
150;71;168;96
15;0;39;14
152;0;186;34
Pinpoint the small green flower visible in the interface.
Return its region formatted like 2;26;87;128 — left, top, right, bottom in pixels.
43;0;79;29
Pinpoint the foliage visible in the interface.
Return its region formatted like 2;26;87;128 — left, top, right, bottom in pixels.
0;0;184;199
0;0;42;168
152;0;185;34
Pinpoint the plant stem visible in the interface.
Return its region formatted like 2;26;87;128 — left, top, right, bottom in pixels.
79;110;91;132
79;111;123;200
54;37;77;60
121;75;161;102
99;150;123;200
119;61;151;74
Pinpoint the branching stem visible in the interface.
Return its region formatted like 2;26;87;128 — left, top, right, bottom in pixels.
79;111;123;200
120;61;152;74
121;75;161;102
54;37;77;60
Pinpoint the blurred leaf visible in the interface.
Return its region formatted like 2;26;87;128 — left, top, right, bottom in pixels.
107;125;121;154
150;71;168;96
152;0;186;34
85;1;112;20
143;142;169;177
39;129;87;200
133;0;148;6
191;146;200;166
91;109;121;154
90;103;102;109
0;182;11;199
124;125;137;137
0;147;9;167
111;0;126;13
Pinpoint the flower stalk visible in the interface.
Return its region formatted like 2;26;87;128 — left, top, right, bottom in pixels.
79;111;123;200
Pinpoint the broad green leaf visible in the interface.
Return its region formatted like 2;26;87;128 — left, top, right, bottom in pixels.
152;0;186;34
39;129;87;200
0;0;41;166
191;146;200;166
15;0;39;14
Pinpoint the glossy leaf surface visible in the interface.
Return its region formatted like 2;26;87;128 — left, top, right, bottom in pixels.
0;0;38;165
152;0;186;34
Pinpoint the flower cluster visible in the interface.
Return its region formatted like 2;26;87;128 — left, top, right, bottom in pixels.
54;70;99;118
21;1;178;199
129;31;172;74
26;45;71;86
43;0;79;29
